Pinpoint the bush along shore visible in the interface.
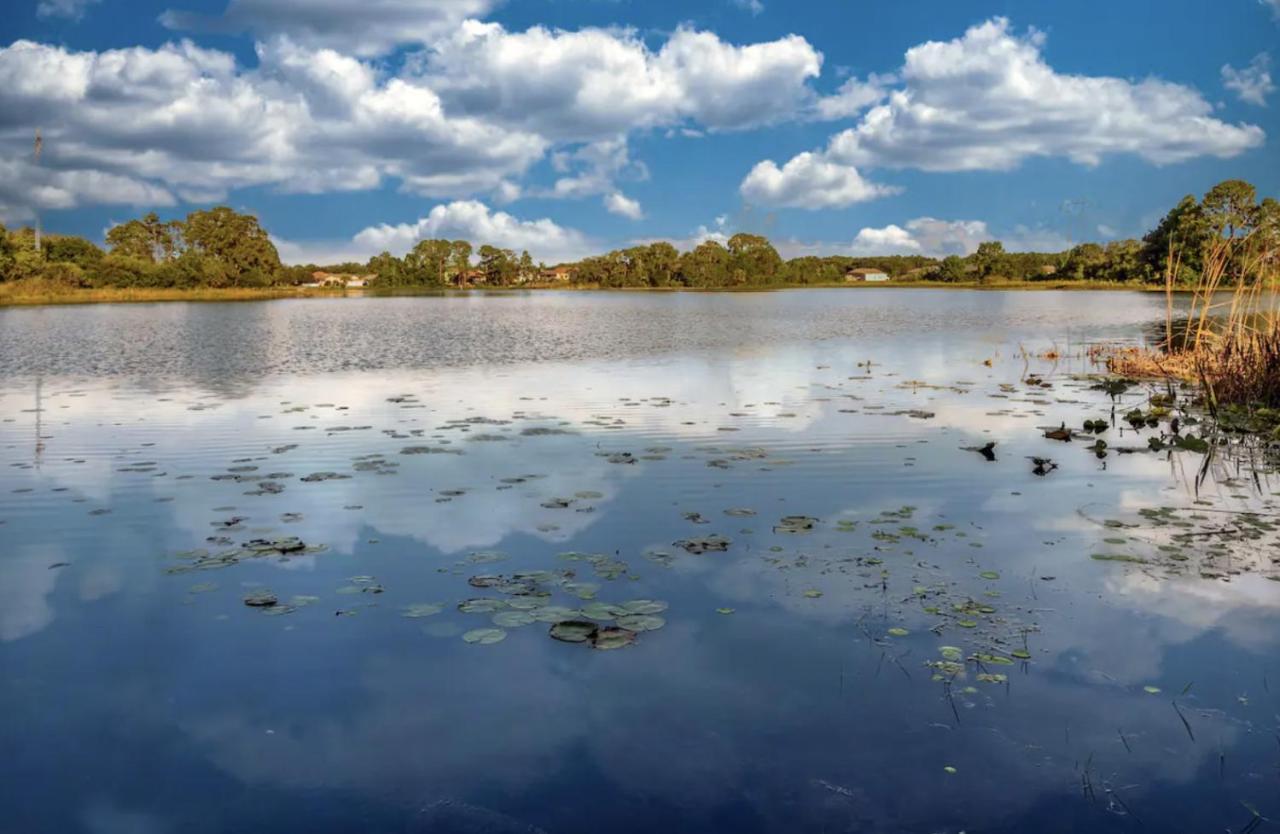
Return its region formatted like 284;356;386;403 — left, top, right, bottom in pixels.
1;178;1274;302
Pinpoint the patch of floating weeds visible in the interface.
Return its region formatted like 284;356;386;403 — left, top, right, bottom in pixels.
242;590;278;607
774;515;818;534
675;535;732;554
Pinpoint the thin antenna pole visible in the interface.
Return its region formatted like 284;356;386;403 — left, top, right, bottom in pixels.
33;129;43;255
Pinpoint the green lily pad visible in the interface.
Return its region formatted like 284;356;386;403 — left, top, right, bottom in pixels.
462;628;507;645
591;626;638;650
581;601;625;621
492;610;536;627
549;620;597;643
616;614;665;632
458;598;507;613
620;599;668;615
887;627;909;637
402;603;444;618
532;606;581;623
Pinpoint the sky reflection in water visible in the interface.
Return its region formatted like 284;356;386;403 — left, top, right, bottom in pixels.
1;290;1277;834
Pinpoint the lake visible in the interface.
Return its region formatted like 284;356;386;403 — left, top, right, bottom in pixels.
1;289;1277;834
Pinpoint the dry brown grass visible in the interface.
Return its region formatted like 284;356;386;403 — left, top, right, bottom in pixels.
0;278;333;306
1095;196;1280;409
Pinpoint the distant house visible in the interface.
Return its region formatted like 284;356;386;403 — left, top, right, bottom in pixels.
845;267;891;282
540;266;575;283
308;271;374;288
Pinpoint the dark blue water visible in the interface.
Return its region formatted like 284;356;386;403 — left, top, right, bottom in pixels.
1;290;1277;834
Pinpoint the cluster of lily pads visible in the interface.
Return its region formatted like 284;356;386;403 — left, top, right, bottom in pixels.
450;565;668;649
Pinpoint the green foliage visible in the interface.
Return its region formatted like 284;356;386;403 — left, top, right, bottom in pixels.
0;223;14;279
181;207;281;285
1141;196;1207;283
933;255;968;282
43;235;104;269
105;212;182;263
478;245;518;284
679;241;734;287
973;241;1006;281
727;233;782;284
7;179;1272;295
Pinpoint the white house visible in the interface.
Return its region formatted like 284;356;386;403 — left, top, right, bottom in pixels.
845;267;891;282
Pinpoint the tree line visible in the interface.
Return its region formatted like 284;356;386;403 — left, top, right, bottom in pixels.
1;179;1274;290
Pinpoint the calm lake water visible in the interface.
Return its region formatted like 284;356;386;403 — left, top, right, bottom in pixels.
2;289;1277;834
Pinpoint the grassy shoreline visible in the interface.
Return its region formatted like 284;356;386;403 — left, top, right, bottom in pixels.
0;279;1171;307
0;282;344;307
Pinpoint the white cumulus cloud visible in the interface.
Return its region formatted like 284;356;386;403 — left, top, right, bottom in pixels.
161;0;497;56
742;18;1264;209
778;217;1069;259
419;21;822;139
0;20;827;222
351;200;594;263
739;152;897;209
1222;53;1275;106
35;0;100;20
604;192;644;220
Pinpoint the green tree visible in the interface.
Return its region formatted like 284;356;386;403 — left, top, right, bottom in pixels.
43;235;104;269
368;251;406;284
180;207;281;285
935;255;967;282
403;239;453;286
446;240;473;286
1202;179;1258;239
973;241;1006;281
1062;243;1107;281
1141;195;1206;284
105;212;182;263
0;223;15;280
678;240;732;287
477;245;517;285
644;242;679;286
727;233;782;284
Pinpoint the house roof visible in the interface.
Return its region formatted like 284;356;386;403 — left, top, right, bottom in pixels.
846;267;889;276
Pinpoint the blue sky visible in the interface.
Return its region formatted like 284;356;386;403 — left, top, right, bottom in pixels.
1;0;1277;263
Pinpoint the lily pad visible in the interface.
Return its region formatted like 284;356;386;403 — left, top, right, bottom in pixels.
591;626;638;650
581;602;625;621
243;590;278;607
492;610;536;628
458;598;507;613
616;614;665;632
549;620;597;643
462;628;507;645
620;599;668;615
532;606;581;623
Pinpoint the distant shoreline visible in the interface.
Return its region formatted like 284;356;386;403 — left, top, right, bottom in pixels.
0;280;1173;307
